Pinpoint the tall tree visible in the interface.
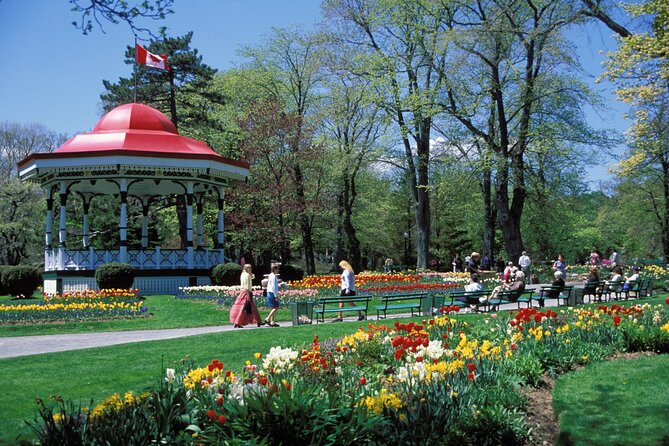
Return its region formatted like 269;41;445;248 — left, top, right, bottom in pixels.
0;122;66;265
594;1;669;257
240;28;326;275
323;0;452;269
430;1;590;263
321;75;385;271
101;32;223;139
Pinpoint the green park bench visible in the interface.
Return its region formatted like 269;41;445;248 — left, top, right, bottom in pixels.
446;289;491;313
314;294;372;323
489;289;534;310
374;292;427;319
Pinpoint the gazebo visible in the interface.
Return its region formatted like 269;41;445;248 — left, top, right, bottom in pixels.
18;103;249;294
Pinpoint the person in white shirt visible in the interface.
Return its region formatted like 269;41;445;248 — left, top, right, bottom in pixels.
465;274;484;292
262;263;282;327
518;251;531;283
623;266;640;292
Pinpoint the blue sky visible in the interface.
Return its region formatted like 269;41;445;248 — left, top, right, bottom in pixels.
0;0;631;184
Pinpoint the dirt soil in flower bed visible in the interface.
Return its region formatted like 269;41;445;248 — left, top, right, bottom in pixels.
522;351;656;446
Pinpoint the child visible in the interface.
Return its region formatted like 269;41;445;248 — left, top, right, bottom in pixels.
263;263;282;327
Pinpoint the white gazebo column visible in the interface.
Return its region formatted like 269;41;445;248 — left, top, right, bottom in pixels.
141;196;150;249
119;178;128;263
57;181;68;270
216;188;225;263
81;193;91;248
196;194;204;249
45;187;54;248
186;181;194;269
44;187;55;270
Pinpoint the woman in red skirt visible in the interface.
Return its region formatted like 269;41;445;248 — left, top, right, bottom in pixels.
230;264;262;328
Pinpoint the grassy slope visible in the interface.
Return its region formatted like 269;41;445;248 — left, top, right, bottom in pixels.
554;354;669;446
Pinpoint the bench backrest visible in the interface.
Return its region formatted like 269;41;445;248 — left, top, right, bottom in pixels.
381;293;427;301
449;290;490;303
318;295;372;304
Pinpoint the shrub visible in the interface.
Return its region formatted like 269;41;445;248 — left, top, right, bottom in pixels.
1;266;41;298
95;263;134;290
210;263;243;286
0;265;12;295
279;264;304;282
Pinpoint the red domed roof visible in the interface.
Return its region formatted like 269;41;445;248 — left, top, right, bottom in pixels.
93;103;178;134
18;102;250;172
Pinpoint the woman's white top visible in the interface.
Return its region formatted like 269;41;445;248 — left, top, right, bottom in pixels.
341;269;355;292
267;272;279;294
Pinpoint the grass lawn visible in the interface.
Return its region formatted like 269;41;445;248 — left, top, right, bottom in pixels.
554;354;669;445
0;294;293;337
0;294;667;444
0;317;414;445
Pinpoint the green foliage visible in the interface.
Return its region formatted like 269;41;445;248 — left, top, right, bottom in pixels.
0;264;11;295
210;263;243;286
30;380;193;445
94;263;135;290
1;265;41;298
506;354;544;387
279;264;304;282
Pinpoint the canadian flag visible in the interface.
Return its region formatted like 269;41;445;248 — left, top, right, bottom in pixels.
135;44;170;70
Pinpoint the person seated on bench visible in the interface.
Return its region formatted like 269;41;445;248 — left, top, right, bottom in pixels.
622;266;640;292
332;260;364;322
606;266;624;292
583;266;600;297
457;273;484;311
489;270;526;302
542;271;565;307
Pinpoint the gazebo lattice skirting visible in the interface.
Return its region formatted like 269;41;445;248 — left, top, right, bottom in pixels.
18;103;249;294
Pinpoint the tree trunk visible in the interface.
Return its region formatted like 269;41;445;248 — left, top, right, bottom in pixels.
495;155;524;263
482;161;496;259
662;158;669;259
334;193;344;271
292;161;316;275
413;132;431;270
342;170;362;271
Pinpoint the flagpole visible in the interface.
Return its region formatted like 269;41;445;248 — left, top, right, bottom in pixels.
133;36;138;103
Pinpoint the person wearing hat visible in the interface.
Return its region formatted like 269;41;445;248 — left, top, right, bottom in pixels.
503;261;515;283
467;252;482;276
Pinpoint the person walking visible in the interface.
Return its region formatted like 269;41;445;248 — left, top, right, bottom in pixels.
496;255;505;279
332;260;363;322
467;252;483;276
518;251;531;284
452;254;463;273
262;263;281;327
230;264;262;328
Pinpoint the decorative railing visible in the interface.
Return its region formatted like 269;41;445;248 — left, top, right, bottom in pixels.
44;247;225;271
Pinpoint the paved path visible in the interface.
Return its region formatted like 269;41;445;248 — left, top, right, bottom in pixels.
0;282;577;360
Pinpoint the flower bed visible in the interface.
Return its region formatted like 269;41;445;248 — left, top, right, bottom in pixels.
0;289;146;325
32;299;669;444
179;272;495;304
